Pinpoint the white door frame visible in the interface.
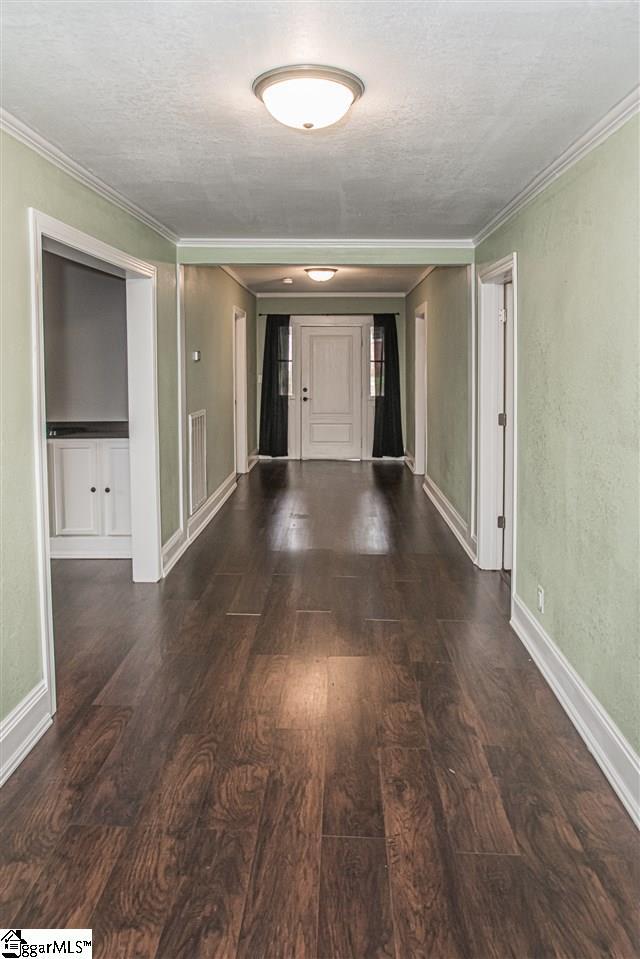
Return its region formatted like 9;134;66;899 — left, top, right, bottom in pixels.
29;209;163;715
413;302;427;475
476;253;518;591
232;306;248;473
289;315;373;460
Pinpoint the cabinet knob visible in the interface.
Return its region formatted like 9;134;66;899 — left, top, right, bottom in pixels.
105;487;111;493
90;487;96;493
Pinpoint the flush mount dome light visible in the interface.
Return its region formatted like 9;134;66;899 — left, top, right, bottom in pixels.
305;268;338;282
252;65;364;130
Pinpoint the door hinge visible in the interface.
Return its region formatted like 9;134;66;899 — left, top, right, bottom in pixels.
498;308;507;324
498;412;507;427
497;515;506;529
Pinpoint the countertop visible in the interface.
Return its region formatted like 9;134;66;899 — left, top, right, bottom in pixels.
47;421;129;439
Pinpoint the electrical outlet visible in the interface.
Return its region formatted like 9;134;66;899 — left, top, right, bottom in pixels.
537;585;545;614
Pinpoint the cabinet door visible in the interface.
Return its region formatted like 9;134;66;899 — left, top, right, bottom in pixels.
101;440;131;536
52;441;100;535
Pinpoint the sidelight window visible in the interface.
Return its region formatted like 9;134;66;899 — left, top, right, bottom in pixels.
370;325;384;397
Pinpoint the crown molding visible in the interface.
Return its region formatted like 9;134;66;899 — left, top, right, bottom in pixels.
177;237;475;249
257;291;407;298
474;86;640;246
218;264;254;294
0;109;178;244
406;265;438;297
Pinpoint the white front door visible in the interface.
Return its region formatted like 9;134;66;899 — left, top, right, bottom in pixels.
301;326;362;459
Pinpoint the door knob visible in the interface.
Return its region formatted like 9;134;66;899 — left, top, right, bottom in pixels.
302;387;308;392
105;487;111;493
302;397;308;402
90;486;96;493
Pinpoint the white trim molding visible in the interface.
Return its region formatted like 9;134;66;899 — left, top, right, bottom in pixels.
511;595;640;829
1;110;177;243
422;475;476;563
0;681;52;786
476;253;518;574
406;265;436;298
178;237;475;249
257;291;406;299
474;86;640;246
247;451;259;472
49;535;131;559
162;470;238;576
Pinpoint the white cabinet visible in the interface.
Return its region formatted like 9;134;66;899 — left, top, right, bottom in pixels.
48;438;131;558
101;441;131;537
51;440;101;536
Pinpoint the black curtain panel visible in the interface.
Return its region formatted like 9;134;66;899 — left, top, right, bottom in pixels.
372;313;404;457
259;315;291;457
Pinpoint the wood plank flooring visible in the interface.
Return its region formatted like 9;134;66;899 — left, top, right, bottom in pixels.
1;461;638;958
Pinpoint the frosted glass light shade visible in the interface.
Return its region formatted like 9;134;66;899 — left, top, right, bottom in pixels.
305;268;337;282
253;65;364;131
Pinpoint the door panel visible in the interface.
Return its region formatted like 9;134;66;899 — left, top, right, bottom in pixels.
102;441;132;536
301;327;362;459
52;440;100;535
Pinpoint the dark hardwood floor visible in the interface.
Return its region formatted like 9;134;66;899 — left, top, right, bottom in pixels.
1;462;638;958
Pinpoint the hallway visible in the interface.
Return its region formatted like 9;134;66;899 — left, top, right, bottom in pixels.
1;462;637;958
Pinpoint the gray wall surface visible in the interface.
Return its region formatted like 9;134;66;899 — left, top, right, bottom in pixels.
43;251;128;421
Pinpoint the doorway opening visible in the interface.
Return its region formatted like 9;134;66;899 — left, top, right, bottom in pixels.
29;210;162;719
477;254;517;591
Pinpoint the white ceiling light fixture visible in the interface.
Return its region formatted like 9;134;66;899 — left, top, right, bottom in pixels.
305;268;338;282
252;65;364;130
282;277;294;284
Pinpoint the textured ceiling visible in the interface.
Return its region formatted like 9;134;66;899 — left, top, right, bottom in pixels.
1;1;638;239
230;264;428;294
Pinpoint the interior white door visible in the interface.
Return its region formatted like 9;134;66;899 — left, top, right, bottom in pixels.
301;326;362;459
52;440;100;535
101;440;132;536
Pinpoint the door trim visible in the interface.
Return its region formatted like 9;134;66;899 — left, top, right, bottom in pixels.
233;306;248;473
29;209;162;724
413;303;427;475
290;315;374;461
476;254;518;599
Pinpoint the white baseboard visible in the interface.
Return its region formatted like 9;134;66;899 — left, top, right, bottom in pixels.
0;680;52;786
162;471;237;576
247;451;259;472
49;534;131;559
404;454;416;473
161;527;185;576
511;594;640;828
422;475;476;562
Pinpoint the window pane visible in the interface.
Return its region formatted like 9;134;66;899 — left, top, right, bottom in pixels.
277;325;293;397
370;327;384;397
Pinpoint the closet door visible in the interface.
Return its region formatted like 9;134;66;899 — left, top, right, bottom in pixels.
51;440;100;536
101;440;131;537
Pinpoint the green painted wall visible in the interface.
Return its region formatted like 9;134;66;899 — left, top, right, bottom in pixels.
477;116;640;750
179;245;474;266
256;295;406;447
0;130;180;721
406;268;471;522
184;267;257;498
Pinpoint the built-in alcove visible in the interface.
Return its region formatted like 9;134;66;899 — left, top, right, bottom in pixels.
42;242;132;559
43;248;128;425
